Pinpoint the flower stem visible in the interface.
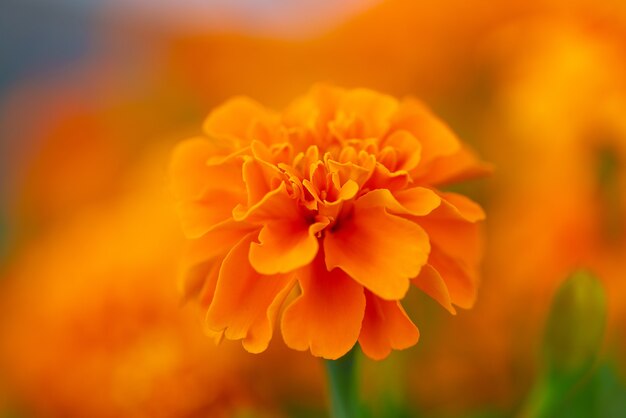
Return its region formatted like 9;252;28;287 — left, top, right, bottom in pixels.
325;348;361;418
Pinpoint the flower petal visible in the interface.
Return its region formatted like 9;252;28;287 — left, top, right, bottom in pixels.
206;234;295;353
241;157;285;206
417;144;492;186
419;216;483;269
183;220;257;268
428;246;477;309
358;291;420;360
203;97;276;146
326;157;376;189
170;138;245;201
281;253;365;359
435;192;486;223
232;182;300;224
197;262;221;309
382;130;422;171
170;138;212;200
419;207;482;309
170;138;247;238
363;163;411;191
324;207;430;300
283;84;343;132
177;190;244;239
355;187;441;216
391;98;460;166
249;218;329;275
335;88;399;138
179;259;217;305
411;264;456;314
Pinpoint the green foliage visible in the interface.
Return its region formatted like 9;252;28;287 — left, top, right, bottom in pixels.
518;270;617;418
553;362;626;418
542;270;606;381
326;348;362;418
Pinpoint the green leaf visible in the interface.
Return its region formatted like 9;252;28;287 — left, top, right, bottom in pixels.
543;270;606;381
534;362;626;418
519;270;608;418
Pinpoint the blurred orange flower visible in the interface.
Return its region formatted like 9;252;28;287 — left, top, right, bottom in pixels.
406;18;626;414
171;84;489;360
0;149;266;418
481;17;626;364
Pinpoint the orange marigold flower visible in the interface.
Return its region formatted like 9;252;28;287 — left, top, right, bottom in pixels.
170;85;489;360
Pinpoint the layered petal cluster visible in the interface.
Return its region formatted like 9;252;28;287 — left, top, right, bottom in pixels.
171;85;489;360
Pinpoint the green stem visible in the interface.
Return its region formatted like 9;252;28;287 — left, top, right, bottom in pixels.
518;376;553;418
325;348;360;418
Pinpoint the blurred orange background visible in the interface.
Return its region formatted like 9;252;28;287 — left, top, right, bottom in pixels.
1;0;625;417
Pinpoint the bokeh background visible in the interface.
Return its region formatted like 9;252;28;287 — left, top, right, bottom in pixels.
1;1;625;417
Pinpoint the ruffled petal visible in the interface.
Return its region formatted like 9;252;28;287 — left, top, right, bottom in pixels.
326;157;377;189
363;163;411;191
170;139;247;238
178;220;256;302
382;130;422;171
183;220;257;268
417;144;493;186
355;187;441;216
240;157;285;206
203;97;276;146
391;98;460;166
170;138;214;200
206;234;295;353
249;218;329;275
419;215;483;269
324;207;430;300
281;253;365;359
170;137;245;198
333;88;399;139
419;199;483;309
358;291;420;360
179;221;256;304
197;261;221;309
233;182;300;224
177;190;244;239
435;191;486;223
411;264;456;314
283;84;343;133
428;246;477;309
